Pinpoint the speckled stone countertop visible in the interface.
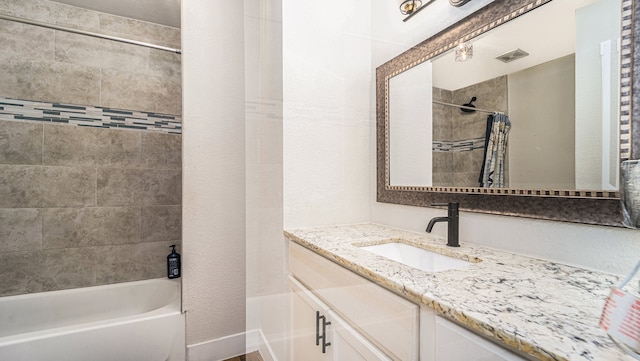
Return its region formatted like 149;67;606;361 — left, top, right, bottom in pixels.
284;223;638;361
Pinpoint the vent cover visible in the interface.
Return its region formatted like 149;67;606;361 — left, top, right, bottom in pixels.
495;48;530;63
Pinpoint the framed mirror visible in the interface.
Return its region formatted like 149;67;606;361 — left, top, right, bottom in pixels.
376;0;637;226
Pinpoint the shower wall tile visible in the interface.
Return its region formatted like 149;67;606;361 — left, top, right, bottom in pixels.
0;121;43;165
98;15;181;49
0;53;101;106
141;133;182;169
95;241;180;284
0;247;97;296
37;247;97;291
0;251;41;296
96;168;181;206
43;124;141;167
0;0;182;296
453;150;483;173
148;50;182;79
0;165;96;208
433;152;453;174
54;32;150;74
101;69;182;116
42;207;141;249
432;173;453;187
141;206;182;243
453;172;481;187
0;53;100;104
0;208;42;252
140;170;182;205
0;19;54;60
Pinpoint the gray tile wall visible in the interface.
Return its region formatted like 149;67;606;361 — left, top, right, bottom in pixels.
0;0;182;297
432;76;508;187
0;121;182;296
0;0;181;116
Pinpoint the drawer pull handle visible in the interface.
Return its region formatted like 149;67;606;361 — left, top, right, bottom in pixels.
315;311;331;353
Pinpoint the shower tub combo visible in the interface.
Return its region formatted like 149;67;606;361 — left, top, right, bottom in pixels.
0;278;185;361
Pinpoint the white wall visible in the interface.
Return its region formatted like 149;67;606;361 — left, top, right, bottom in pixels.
245;0;287;360
389;61;433;187
370;0;640;276
575;0;622;190
182;0;246;355
283;0;372;228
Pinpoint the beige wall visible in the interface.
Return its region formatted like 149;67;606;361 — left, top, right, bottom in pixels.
508;55;575;189
0;0;182;297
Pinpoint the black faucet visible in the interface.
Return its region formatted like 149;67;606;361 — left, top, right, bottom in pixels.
426;202;459;247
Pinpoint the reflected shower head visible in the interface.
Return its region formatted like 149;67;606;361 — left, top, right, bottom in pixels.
461;96;477;113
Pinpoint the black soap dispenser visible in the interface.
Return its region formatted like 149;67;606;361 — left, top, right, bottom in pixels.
167;244;181;279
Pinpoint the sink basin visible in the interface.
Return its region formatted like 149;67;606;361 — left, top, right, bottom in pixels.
360;242;472;272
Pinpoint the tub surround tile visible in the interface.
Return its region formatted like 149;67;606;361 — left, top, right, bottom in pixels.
0;19;54;60
100;69;182;116
0;208;42;252
0;247;96;296
44;125;142;168
0;121;43;165
54;31;150;75
0;251;43;296
0;165;96;208
141;133;182;169
38;247;97;291
0;97;182;134
284;224;632;361
95;241;180;284
0;53;101;106
141;206;182;243
97;168;181;206
43;207;141;249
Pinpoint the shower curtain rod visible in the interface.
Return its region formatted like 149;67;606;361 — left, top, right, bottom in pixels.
0;13;182;54
432;100;502;115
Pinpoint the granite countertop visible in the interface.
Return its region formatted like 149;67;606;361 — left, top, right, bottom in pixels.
284;223;638;361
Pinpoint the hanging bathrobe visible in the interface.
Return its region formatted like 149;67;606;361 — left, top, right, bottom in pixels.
481;113;511;188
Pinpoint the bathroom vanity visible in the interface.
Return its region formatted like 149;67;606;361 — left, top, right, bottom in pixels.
285;224;635;361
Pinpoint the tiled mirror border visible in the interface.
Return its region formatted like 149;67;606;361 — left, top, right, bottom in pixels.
376;0;636;227
0;97;182;134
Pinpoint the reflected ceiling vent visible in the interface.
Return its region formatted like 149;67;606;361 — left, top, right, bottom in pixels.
495;48;530;63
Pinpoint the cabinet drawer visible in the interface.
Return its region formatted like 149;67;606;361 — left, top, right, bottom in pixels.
290;242;419;361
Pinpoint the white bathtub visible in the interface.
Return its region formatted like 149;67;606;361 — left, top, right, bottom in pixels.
0;278;185;361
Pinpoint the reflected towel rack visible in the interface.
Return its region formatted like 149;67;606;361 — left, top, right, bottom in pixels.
433;100;503;115
0;13;181;54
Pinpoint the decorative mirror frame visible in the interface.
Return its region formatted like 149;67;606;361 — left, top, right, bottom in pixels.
376;0;637;227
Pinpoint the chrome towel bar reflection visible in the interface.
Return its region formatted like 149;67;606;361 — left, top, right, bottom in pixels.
0;13;181;54
433;99;503;115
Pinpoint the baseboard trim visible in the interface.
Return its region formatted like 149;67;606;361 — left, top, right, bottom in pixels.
246;329;278;361
187;329;278;361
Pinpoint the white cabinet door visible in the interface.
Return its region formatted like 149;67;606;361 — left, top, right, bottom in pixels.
435;316;528;361
289;276;392;361
329;310;392;361
289;277;331;361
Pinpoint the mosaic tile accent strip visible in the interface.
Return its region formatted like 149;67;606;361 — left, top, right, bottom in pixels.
433;137;484;152
0;97;182;134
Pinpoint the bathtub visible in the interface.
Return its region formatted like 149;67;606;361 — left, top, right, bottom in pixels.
0;278;185;361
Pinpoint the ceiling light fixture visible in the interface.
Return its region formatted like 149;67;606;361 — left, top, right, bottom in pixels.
455;42;473;62
399;0;422;15
398;0;434;22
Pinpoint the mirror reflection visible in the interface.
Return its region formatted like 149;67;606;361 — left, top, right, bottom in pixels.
388;0;622;191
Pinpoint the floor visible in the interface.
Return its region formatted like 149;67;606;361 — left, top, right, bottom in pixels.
222;351;264;361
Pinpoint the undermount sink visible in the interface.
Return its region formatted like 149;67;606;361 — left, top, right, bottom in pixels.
360;242;472;272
